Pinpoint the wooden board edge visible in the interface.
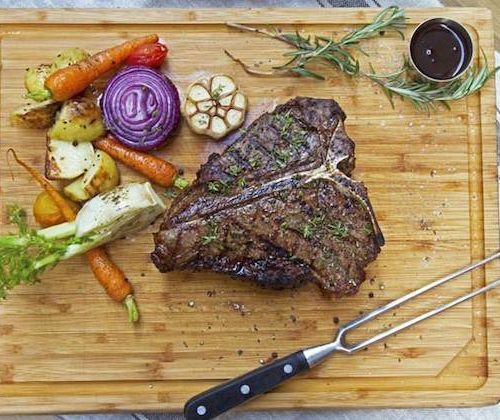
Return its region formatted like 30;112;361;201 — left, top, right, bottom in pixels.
1;383;500;415
0;7;493;25
0;7;498;414
470;6;500;404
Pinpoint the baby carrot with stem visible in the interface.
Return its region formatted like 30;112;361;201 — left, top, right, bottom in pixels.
8;149;139;322
45;34;159;101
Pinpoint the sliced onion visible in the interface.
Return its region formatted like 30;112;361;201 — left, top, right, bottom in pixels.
101;65;180;151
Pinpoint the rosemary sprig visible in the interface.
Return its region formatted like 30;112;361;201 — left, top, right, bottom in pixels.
225;6;498;111
225;6;406;80
366;52;497;111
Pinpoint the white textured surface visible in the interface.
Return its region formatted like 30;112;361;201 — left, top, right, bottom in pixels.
1;0;498;419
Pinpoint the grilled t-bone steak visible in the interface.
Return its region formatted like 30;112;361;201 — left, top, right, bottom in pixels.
152;97;384;296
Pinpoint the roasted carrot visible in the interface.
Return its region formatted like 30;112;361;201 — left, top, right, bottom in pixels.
45;34;159;101
85;248;132;301
8;149;139;322
9;149;78;221
94;134;178;187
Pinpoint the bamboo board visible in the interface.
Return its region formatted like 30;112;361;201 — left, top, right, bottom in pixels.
0;8;498;414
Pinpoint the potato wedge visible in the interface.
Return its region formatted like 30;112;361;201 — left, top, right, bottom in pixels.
64;150;120;202
45;138;95;180
48;96;105;142
25;64;52;102
51;47;89;70
10;99;61;129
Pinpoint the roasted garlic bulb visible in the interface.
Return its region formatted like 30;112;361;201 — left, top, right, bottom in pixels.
183;74;247;140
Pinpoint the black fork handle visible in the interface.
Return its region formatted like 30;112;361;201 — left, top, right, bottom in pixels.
184;350;309;420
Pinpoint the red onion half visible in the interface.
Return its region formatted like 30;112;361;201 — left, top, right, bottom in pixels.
101;65;180;151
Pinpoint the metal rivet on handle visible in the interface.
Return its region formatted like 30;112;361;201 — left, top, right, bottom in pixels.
196;405;207;416
240;384;250;395
283;364;293;374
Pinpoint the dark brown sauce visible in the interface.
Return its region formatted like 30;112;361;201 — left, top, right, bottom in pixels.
410;19;473;81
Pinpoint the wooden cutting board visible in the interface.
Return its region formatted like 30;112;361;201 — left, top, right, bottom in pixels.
0;8;498;414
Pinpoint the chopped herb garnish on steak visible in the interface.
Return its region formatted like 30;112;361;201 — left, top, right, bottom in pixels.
291;132;307;149
328;220;349;239
311;214;326;225
363;223;373;236
227;164;243;177
248;156;261;169
301;215;326;239
164;188;178;198
275;110;294;137
207;180;231;194
202;223;219;245
237;178;246;188
272;147;290;168
302;223;314;239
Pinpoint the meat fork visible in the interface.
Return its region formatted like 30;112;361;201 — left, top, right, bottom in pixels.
184;251;500;419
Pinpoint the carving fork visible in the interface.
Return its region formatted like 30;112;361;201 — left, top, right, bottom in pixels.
185;251;500;419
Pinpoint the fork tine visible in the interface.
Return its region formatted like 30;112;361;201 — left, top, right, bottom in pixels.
339;250;500;334
347;277;500;353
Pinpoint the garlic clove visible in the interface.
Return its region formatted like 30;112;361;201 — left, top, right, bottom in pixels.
211;75;236;97
218;95;233;107
232;92;247;109
184;100;197;116
197;100;213;112
191;113;210;130
226;109;244;127
211;116;228;137
188;84;211;101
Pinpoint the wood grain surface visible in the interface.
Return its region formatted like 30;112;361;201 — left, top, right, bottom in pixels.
441;0;500;50
0;8;498;414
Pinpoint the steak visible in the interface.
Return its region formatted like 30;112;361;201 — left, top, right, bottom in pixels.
152;97;384;296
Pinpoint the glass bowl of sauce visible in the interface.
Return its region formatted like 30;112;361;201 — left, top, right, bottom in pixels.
409;17;474;82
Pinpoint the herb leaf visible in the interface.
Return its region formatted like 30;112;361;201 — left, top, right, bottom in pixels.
328;220;349;240
202;223;219;245
227;164;243;177
225;7;499;111
226;6;406;79
366;51;499;112
272;147;290;168
207;180;232;194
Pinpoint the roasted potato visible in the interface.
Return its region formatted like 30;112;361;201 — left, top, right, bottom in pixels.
51;47;89;70
48;96;105;142
33;191;79;227
64;150;120;202
45;138;95;180
25;64;52;102
9;99;61;129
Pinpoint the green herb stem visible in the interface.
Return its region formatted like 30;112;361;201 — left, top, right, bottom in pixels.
0;205;92;300
225;6;498;111
226;6;406;79
124;294;140;323
364;52;498;111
